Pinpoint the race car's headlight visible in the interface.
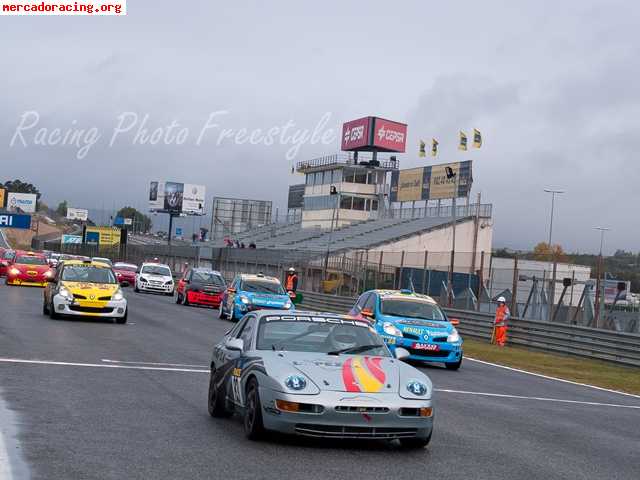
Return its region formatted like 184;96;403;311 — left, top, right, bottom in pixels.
284;300;292;309
240;295;251;304
164;280;173;285
9;268;20;276
447;328;461;343
44;270;53;278
284;375;307;391
383;322;403;337
406;380;428;396
139;277;148;283
113;289;124;301
58;286;73;301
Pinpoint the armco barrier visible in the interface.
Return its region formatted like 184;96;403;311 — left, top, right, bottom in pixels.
299;291;640;367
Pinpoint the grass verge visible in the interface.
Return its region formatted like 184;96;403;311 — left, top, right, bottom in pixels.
462;338;640;396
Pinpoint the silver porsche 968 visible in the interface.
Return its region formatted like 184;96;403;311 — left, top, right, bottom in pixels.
208;310;434;448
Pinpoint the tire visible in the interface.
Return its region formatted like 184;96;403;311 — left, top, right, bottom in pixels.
49;300;59;320
183;291;190;306
244;378;265;440
116;310;127;324
208;371;232;418
218;305;227;320
134;284;140;293
399;433;432;449
42;299;49;315
445;355;462;371
175;292;182;304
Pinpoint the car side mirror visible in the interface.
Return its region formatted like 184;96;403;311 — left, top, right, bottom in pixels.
227;287;236;294
226;338;244;352
361;308;374;318
394;347;410;361
449;318;460;326
47;277;57;284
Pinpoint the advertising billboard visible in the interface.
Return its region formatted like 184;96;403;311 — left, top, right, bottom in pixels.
389;161;473;202
149;181;205;215
0;188;5;209
66;207;89;221
62;234;83;244
0;213;32;230
341;116;407;153
287;184;305;209
371;117;407;152
211;197;272;239
84;226;122;246
6;192;37;213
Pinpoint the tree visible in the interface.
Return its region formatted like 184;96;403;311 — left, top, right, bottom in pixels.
115;206;152;233
2;179;41;200
532;242;567;263
56;200;68;217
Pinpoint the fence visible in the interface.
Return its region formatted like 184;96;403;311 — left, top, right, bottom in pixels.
297;291;640;367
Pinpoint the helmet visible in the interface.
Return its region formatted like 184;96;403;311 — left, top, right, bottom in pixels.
288;267;296;272
497;296;506;303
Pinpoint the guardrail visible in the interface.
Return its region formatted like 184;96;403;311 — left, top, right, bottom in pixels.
299;291;640;367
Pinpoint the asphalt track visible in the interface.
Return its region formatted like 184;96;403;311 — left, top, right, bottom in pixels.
0;285;639;480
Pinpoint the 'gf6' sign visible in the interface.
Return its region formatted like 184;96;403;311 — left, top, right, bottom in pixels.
0;213;32;230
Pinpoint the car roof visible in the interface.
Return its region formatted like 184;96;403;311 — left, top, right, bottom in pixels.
370;289;437;304
192;267;221;274
62;260;112;268
255;310;372;327
141;262;171;268
239;273;280;282
114;262;137;268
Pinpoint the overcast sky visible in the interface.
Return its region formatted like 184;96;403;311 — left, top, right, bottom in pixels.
1;0;638;254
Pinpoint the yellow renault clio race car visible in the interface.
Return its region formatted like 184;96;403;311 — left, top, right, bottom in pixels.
43;259;128;323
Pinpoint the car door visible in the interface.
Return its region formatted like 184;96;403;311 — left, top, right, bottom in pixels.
350;291;371;318
229;315;258;407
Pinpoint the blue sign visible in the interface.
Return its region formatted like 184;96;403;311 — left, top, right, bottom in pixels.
175;227;183;236
114;216;125;226
0;213;31;230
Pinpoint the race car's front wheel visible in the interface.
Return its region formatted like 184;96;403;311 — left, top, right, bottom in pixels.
175;292;182;304
49;301;60;320
115;310;128;324
42;299;49;315
207;371;231;418
445;355;462;371
399;433;432;449
244;378;265;440
182;292;189;306
218;305;227;320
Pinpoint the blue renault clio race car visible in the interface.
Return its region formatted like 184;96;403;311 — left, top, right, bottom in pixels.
348;289;463;370
219;273;294;321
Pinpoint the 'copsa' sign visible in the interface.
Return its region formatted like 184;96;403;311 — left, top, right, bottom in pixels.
341;116;407;153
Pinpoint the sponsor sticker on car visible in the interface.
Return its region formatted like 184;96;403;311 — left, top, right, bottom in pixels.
412;343;440;351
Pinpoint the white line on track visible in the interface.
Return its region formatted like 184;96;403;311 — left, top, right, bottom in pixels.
465;356;640;400
101;359;208;368
0;358;208;373
434;388;640;410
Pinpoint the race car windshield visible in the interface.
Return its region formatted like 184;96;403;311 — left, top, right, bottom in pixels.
61;266;117;284
381;299;446;321
114;264;137;272
15;256;47;265
192;271;225;285
3;251;15;260
141;266;171;276
241;279;285;295
257;321;390;356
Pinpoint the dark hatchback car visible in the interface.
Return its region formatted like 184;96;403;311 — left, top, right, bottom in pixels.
175;268;226;307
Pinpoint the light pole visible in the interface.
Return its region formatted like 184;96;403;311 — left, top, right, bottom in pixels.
593;226;610;328
543;188;564;248
543;188;564;321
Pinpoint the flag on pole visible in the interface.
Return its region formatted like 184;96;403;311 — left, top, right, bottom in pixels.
459;131;468;151
473;128;482;148
419;140;426;158
431;138;439;157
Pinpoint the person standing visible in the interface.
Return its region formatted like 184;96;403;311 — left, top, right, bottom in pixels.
493;296;510;347
285;267;298;293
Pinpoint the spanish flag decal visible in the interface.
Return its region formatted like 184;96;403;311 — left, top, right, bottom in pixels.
342;357;386;393
459;131;468;151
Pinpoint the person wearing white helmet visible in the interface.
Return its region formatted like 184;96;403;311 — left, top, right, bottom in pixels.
493;296;510;346
285;267;298;293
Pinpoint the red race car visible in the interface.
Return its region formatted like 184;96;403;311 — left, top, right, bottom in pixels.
0;249;16;277
113;262;138;287
5;252;53;287
175;267;226;307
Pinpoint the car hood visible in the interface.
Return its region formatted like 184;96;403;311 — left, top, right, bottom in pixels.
61;281;120;297
140;274;172;282
380;315;454;337
261;351;403;394
12;264;49;274
243;292;289;307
